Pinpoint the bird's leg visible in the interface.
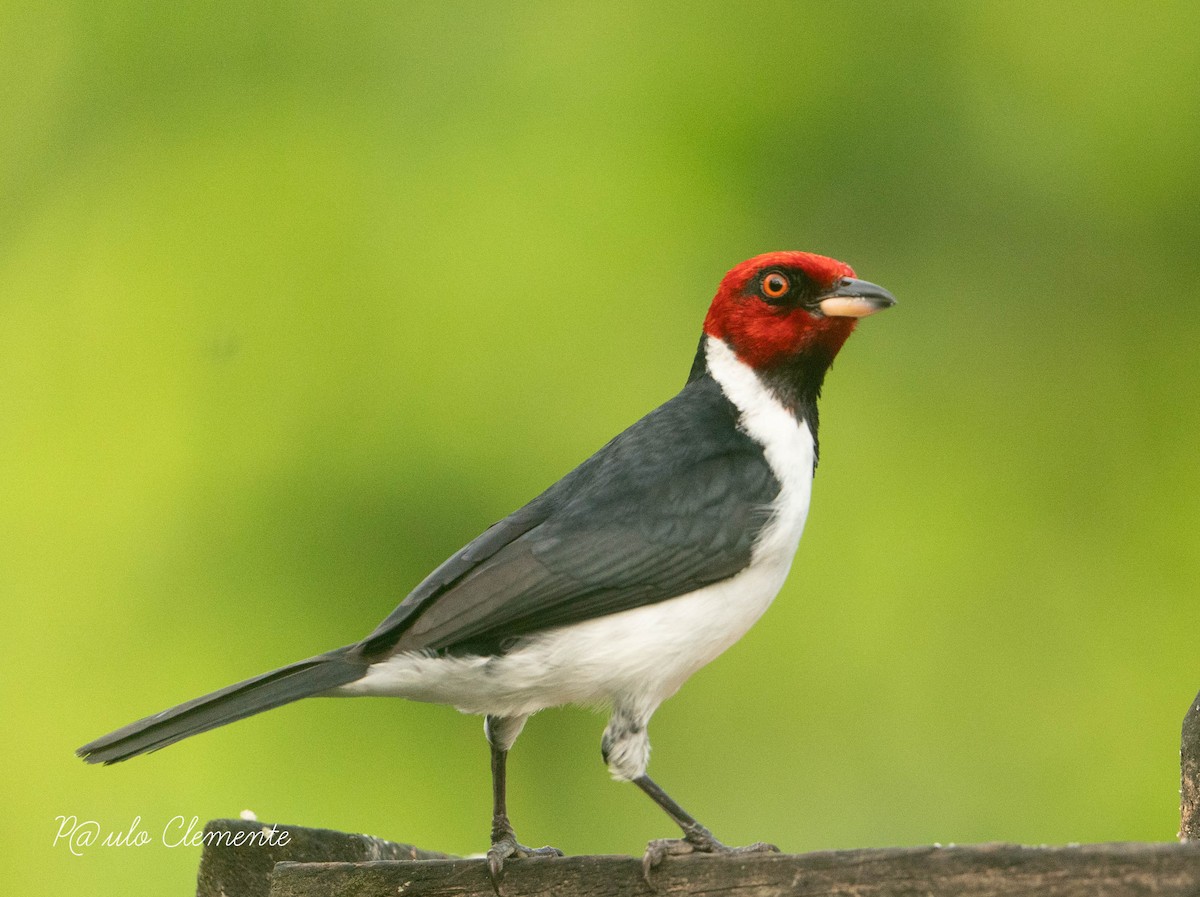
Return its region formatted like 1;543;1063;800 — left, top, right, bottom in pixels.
484;715;562;893
599;708;777;884
634;774;779;884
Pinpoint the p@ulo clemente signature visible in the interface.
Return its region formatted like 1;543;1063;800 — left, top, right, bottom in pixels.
53;815;291;856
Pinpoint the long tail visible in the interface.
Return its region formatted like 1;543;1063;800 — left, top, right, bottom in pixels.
76;647;368;765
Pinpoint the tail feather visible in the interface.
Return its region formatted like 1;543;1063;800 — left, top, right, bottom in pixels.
77;647;368;765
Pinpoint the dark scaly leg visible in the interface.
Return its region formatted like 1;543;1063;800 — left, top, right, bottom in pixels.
484;715;562;893
601;705;778;886
635;774;779;885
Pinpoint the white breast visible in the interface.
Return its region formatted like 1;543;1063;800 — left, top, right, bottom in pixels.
342;336;815;717
702;335;815;565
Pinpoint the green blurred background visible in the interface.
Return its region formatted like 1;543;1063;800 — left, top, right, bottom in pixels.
3;2;1198;894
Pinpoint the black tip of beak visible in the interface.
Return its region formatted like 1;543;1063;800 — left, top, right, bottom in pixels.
833;277;897;309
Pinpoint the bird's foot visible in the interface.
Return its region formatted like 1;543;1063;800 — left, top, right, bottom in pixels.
641;823;778;887
487;826;563;894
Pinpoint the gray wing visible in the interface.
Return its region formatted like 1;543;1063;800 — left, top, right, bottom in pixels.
360;375;780;658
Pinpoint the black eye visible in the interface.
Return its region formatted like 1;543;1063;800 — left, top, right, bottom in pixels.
761;272;790;300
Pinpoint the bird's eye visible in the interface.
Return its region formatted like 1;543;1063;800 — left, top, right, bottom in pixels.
761;272;791;300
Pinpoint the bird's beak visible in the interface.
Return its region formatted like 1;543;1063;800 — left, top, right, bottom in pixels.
817;277;897;318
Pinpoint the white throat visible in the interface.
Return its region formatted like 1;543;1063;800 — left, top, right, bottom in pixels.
703;335;816;563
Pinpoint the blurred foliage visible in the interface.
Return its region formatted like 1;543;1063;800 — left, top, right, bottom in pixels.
3;2;1198;895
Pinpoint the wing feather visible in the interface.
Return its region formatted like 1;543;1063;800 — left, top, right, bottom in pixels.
359;375;780;659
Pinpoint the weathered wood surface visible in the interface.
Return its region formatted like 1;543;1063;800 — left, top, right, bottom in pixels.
269;842;1200;897
196;818;452;897
196;690;1200;895
1182;689;1200;842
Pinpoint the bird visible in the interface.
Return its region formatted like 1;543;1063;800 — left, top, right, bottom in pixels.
78;250;895;887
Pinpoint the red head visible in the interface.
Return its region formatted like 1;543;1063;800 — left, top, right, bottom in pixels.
704;251;895;370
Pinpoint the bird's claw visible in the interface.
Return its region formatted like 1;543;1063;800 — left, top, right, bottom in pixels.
487;834;563;894
641;824;779;888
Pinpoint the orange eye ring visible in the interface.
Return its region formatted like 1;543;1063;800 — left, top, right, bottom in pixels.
761;272;790;299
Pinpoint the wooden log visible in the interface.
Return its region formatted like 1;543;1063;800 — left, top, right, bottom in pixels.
1182;689;1200;841
200;689;1200;895
269;842;1200;897
195;818;452;897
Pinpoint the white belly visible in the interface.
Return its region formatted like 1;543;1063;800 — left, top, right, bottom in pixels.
340;544;799;716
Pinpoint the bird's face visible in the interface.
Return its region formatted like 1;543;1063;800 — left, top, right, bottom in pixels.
704;251;895;370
